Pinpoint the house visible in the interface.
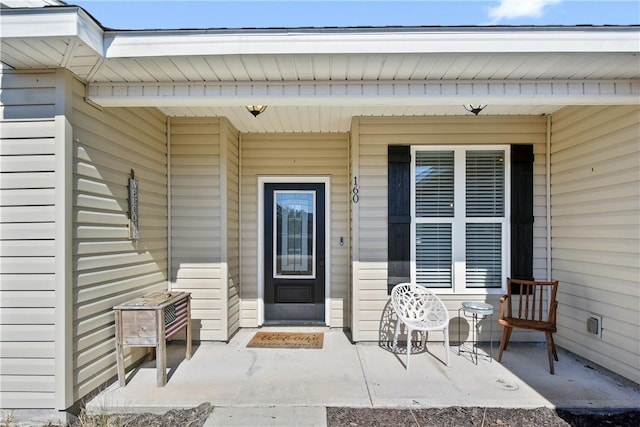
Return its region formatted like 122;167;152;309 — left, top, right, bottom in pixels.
1;0;638;413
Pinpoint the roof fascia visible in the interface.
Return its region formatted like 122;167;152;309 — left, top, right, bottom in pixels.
103;28;640;58
0;7;104;56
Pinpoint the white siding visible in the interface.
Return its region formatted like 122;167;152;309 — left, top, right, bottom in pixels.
0;70;58;409
169;118;225;341
0;71;57;121
239;133;350;328
351;116;548;342
71;78;168;400
550;105;640;383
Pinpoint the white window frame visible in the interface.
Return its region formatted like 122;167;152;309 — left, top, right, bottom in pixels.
410;145;511;294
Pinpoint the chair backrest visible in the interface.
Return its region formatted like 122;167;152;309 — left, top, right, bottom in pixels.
504;278;558;324
391;283;449;326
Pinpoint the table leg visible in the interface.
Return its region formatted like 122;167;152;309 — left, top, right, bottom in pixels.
489;313;493;362
157;309;167;387
457;308;461;356
472;313;478;365
186;296;192;360
115;310;126;387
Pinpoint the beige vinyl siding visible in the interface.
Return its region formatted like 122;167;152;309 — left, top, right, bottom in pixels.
224;121;241;338
169;118;226;341
550;105;640;383
351;116;548;342
0;71;57;121
71;78;168;401
239;133;350;327
0;70;58;409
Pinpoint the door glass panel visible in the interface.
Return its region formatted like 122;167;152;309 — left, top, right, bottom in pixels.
274;191;316;278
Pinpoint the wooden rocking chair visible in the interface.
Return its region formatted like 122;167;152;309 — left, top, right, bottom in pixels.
497;278;559;374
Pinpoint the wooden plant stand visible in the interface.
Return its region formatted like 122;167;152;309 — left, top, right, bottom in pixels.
114;291;191;387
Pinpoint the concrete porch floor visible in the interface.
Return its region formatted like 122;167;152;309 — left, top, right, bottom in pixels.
86;327;639;425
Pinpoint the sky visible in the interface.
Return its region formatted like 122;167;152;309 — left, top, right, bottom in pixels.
69;0;640;30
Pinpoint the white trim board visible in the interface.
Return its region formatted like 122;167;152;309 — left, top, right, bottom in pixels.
87;80;640;108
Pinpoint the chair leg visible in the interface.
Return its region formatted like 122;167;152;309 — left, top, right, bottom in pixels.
503;327;513;351
497;327;512;362
443;326;450;367
549;333;559;361
406;328;412;370
393;319;401;352
545;331;555;375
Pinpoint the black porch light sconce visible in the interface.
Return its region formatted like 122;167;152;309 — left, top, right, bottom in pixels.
128;169;139;240
246;105;267;117
463;104;487;115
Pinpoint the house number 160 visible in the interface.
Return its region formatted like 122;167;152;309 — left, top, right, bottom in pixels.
352;177;359;204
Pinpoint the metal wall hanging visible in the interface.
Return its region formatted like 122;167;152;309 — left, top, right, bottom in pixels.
128;169;139;240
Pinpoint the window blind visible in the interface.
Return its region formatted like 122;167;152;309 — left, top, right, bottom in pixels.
416;223;452;288
466;150;505;217
466;223;502;288
415;151;454;218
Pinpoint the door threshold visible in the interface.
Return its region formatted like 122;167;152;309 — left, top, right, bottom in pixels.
262;320;327;327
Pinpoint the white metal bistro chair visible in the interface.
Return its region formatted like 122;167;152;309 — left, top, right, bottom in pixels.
391;283;450;369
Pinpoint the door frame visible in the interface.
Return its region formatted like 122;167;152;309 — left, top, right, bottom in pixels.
258;176;331;326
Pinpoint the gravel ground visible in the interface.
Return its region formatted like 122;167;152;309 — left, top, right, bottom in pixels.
63;405;640;427
327;407;640;426
69;403;213;427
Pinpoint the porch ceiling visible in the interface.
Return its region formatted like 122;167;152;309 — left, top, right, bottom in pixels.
1;6;639;132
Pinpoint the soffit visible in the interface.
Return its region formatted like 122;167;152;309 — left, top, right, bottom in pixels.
3;37;638;83
91;52;638;83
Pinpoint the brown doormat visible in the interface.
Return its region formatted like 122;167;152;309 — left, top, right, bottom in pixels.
247;331;324;349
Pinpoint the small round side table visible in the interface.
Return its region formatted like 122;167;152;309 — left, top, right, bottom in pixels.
458;301;494;364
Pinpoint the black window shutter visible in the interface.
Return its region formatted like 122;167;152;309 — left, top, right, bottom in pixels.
510;144;535;287
388;145;411;294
